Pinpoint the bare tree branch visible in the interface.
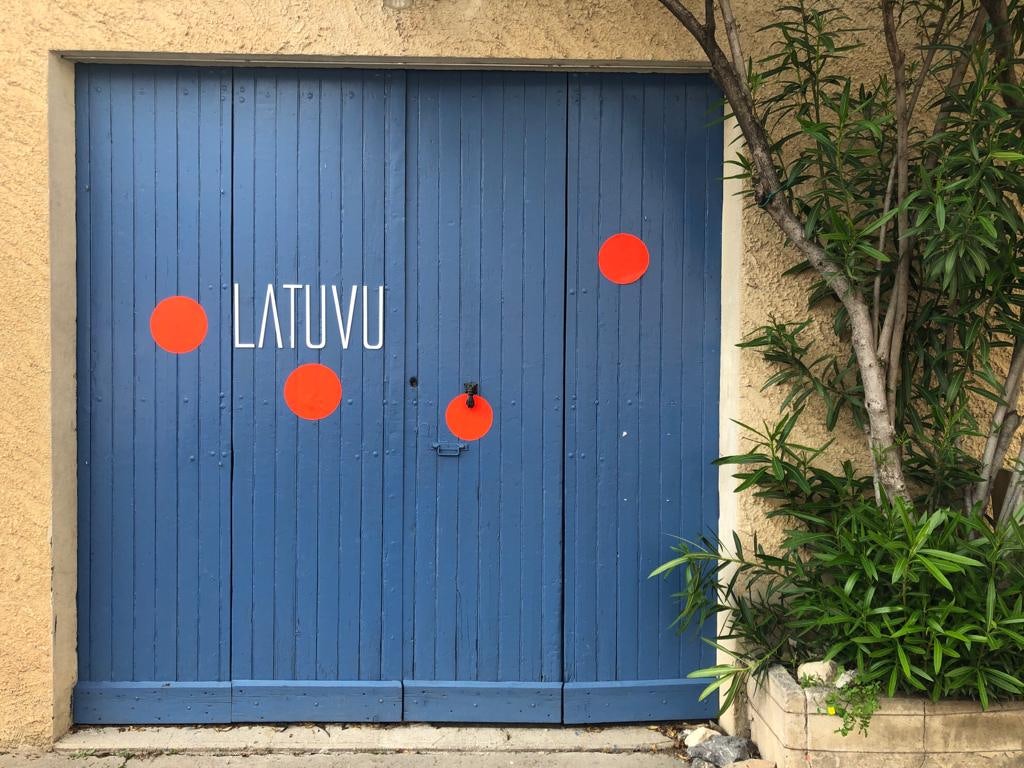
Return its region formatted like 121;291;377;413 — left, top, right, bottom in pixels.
974;336;1024;509
907;1;953;119
719;0;752;104
931;9;988;143
979;0;1023;114
882;0;911;425
873;159;898;349
657;0;910;501
705;0;717;52
877;2;959;400
999;439;1024;524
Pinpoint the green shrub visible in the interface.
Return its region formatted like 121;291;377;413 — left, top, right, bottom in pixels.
652;419;1024;716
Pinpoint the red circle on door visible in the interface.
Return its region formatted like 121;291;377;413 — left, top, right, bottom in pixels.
284;363;343;420
598;233;650;284
445;393;494;441
150;296;208;353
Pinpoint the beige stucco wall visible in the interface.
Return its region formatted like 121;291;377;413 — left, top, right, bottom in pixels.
0;0;893;748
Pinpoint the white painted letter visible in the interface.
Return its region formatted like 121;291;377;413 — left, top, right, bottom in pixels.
305;285;327;350
282;284;302;349
233;283;255;349
363;285;384;350
257;283;283;349
332;285;358;350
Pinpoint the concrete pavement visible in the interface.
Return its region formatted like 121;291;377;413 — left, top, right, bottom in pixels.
52;724;680;755
3;754;684;767
0;724;691;767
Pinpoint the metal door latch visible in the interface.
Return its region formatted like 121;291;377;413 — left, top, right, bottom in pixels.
432;441;468;457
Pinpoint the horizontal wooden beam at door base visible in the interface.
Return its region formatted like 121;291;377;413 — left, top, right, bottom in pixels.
402;681;562;723
74;681;405;724
74;679;711;724
563;679;718;724
73;682;232;724
231;680;403;722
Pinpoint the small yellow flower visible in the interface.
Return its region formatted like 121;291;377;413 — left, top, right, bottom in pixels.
827;705;837;716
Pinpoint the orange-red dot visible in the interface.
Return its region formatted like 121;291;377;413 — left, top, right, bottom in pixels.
598;232;650;284
283;363;343;420
150;296;208;353
445;393;494;441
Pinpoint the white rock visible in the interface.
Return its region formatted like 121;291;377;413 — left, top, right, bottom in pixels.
684;725;720;748
834;669;857;689
797;660;839;685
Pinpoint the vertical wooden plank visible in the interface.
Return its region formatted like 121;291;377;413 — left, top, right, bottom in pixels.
313;73;342;682
497;74;526;682
565;73;602;685
152;67;180;682
186;67;232;684
697;81;724;674
594;75;623;685
614;77;644;682
272;73;299;682
673;79;707;680
401;72;421;683
636;79;666;682
130;68;158;684
359;71;387;680
454;71;482;682
381;69;407;683
293;71;322;681
411;71;439;681
230;69;257;682
655;80;687;679
250;69;280;680
518;74;547;681
176;68;202;681
540;75;567;684
562;74;581;689
213;69;234;684
108;68;136;683
337;72;365;681
474;75;503;684
88;66;115;683
433;71;462;683
74;64;93;683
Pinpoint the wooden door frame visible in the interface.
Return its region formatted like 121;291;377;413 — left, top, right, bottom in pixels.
51;51;744;736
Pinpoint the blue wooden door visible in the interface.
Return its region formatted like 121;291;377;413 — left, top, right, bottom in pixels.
76;65;721;725
400;72;566;722
563;73;722;722
229;69;406;721
75;65;233;722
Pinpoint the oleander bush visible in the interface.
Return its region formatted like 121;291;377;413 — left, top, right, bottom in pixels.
653;413;1024;714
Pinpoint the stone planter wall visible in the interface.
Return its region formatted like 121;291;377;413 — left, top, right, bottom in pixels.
747;665;1024;768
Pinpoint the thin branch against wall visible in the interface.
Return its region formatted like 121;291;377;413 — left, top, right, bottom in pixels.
977;335;1024;512
978;0;1023;115
881;0;910;426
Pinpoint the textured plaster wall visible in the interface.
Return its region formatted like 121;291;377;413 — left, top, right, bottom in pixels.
0;0;891;748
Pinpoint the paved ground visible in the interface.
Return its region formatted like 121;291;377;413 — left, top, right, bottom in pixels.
52;724;681;754
0;724;691;767
2;754;684;767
